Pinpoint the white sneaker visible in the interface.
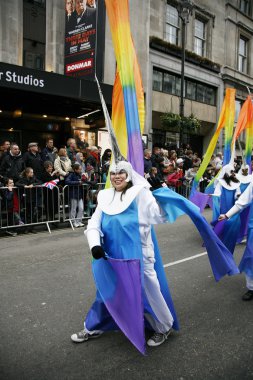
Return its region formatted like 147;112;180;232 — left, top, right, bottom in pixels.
71;329;102;343
78;222;85;227
73;222;79;228
147;330;172;347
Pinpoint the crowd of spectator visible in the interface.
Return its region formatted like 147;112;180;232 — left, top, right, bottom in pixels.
0;138;111;187
0;138;112;236
1;136;247;236
143;145;231;193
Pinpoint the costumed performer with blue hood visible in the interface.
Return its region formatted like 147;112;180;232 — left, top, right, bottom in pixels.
236;163;253;242
71;160;177;348
71;156;239;352
211;163;241;253
219;180;253;301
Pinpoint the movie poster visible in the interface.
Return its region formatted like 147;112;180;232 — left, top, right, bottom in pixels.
64;0;97;78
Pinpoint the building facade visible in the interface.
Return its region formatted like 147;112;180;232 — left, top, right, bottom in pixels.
0;0;253;155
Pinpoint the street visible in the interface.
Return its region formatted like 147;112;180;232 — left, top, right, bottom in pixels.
0;209;252;380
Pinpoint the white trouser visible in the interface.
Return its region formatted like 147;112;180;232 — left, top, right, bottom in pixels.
143;261;174;333
246;274;253;290
141;244;174;333
70;199;84;222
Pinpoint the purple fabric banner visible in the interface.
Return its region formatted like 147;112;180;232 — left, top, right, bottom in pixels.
92;256;146;355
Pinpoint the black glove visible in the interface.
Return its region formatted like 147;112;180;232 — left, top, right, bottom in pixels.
91;246;106;260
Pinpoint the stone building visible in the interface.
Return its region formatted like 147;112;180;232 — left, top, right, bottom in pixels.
0;0;252;155
148;0;253;154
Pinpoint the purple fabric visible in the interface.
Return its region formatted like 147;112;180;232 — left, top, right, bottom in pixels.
212;219;226;236
190;191;211;213
92;257;145;355
237;207;250;243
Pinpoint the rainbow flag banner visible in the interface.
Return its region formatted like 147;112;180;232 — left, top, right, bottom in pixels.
105;0;145;175
190;88;236;206
92;0;146;355
231;96;253;167
245;108;253;172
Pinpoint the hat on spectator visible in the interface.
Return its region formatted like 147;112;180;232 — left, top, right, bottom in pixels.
28;142;38;148
176;158;184;165
89;146;98;151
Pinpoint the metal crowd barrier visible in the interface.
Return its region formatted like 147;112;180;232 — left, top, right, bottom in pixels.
0;185;60;234
0;180;201;237
164;179;193;199
61;183;105;229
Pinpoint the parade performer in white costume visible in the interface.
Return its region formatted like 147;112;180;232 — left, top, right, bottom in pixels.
219;181;253;300
212;163;241;253
236;163;253;242
71;160;177;347
71;158;239;351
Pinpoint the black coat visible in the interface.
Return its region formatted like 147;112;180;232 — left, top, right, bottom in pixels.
65;172;84;200
183;156;193;172
16;176;42;187
144;158;152;174
39;170;58;183
85;155;100;174
0;153;25;182
72;7;96;28
41;147;56;163
151;154;164;177
23;151;44;179
16;176;42;206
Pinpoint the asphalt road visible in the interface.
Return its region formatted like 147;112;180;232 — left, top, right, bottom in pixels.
0;209;252;380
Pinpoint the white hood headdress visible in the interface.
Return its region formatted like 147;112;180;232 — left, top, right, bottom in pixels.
109;161;133;182
237;163;253;184
218;163;241;190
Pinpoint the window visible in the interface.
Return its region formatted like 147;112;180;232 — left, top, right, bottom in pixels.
186;80;196;100
235;99;242;122
24;0;46;8
196;83;206;103
238;36;248;73
166;131;180;147
194;19;205;56
23;51;44;70
165;4;179;45
153;70;163;92
239;0;250;15
23;0;46;70
153;68;216;106
163;73;181;96
204;86;216;105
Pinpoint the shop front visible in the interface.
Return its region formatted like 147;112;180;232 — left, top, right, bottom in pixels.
0;62;112;152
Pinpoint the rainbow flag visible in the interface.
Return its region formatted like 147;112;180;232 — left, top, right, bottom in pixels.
105;0;145;175
230;96;253;171
244;97;253;171
223;89;236;165
245;112;253;172
92;0;146;355
190;88;235;203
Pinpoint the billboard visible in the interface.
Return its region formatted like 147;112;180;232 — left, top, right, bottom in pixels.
64;0;98;79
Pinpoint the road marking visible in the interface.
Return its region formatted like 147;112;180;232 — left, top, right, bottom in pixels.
163;252;207;268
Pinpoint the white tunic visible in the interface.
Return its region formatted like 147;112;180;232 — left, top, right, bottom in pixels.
85;186;167;264
85;185;174;333
226;182;253;219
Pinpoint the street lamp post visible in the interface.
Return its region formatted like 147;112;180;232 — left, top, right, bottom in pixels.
177;0;193;149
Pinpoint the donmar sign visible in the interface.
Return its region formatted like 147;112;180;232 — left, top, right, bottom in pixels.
64;0;97;79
